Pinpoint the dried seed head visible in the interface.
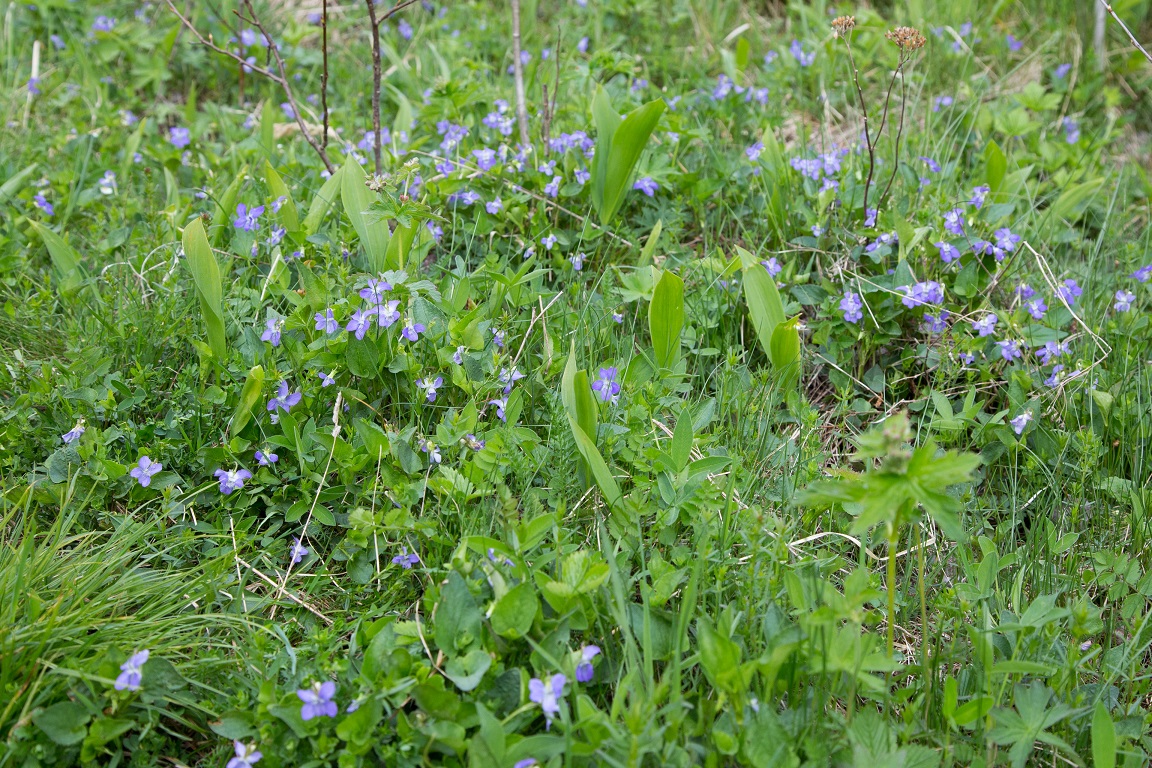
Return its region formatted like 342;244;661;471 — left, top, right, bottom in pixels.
832;16;856;37
885;26;926;51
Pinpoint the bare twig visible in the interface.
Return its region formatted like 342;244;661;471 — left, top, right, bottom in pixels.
837;34;875;215
1097;0;1152;65
236;556;333;625
365;0;384;175
164;0;335;172
511;0;531;147
239;0;335;172
877;59;909;207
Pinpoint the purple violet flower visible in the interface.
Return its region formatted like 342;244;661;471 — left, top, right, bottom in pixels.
296;681;337;720
130;456;162;487
114;650;149;691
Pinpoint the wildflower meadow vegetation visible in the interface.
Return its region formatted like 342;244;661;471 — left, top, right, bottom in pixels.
3;0;1152;765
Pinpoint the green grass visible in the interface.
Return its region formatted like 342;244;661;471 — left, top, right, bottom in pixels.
1;0;1152;765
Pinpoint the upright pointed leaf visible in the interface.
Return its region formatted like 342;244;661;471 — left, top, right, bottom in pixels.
229;365;265;436
304;165;344;236
567;414;622;508
212;165;249;248
183;218;227;359
27;221;83;294
562;346;598;446
738;246;785;351
769;319;802;392
984;140;1007;201
0;162;38;202
649;268;684;369
638;219;662;264
589;86;622;216
385;220;415;271
599;98;665;224
671;407;693;472
1092;702;1116;768
119;118;148;183
341;155;391;272
264;161;300;232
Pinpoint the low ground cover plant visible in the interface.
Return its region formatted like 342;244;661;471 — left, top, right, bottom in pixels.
2;0;1151;765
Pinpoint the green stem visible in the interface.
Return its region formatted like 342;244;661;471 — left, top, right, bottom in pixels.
916;524;930;719
887;523;898;657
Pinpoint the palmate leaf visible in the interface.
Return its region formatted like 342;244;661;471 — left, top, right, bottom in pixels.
988;682;1076;768
798;438;979;542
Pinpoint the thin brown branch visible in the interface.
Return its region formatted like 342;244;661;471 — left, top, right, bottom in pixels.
877;63;909;207
839;36;874;215
365;0;384;175
162;0;281;82
1098;0;1152;64
165;0;334;172
238;0;334;172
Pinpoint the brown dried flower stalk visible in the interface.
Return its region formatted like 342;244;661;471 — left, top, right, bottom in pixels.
832;16;856;38
886;26;926;51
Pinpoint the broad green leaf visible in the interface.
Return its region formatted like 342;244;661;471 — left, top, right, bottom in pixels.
649;268;684;369
489;582;538;639
562;346;598;450
183;218;227;359
671;407;693;472
27;221;83;294
589;86;622;215
769;318;802;392
229;365;265;436
433;572;482;657
1047;178;1104;225
304;165;344;235
119;118;148;183
567;413;622;508
346;337;379;378
33;701;90;746
598;98;665;224
985;140;1007;201
443;649;492;692
697;616;746;695
638;219;662;264
212;165;249;248
335;698;382;744
341;154;391;272
739;246;785;351
264;161;300;232
384;220;415;271
1092;702;1116;768
0;161;38;202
